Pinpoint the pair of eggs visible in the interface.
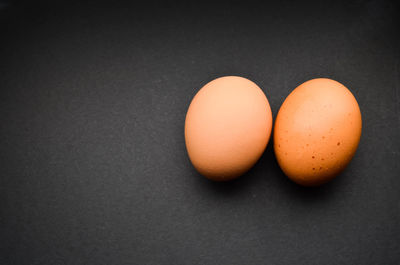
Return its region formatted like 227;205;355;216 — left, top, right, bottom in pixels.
185;76;362;186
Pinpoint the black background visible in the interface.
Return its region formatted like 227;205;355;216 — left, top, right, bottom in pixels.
1;1;399;264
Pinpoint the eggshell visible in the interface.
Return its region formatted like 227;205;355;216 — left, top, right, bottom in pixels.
185;76;272;181
274;78;362;186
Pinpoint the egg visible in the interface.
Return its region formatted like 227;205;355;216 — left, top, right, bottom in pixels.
185;76;273;181
274;78;362;186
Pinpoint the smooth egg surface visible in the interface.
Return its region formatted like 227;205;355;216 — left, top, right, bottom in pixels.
274;78;362;186
185;76;272;181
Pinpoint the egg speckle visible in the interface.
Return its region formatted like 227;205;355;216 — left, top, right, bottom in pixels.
274;78;362;186
185;76;273;181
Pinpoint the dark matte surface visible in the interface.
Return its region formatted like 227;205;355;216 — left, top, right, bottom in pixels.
0;1;399;264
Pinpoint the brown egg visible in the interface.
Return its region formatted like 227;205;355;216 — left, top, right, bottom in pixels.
185;76;272;181
274;78;362;186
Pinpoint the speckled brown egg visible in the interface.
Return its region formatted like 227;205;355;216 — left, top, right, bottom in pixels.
185;76;272;181
274;78;362;186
